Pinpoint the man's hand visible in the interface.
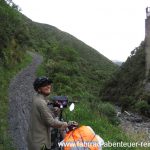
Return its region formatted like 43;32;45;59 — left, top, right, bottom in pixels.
68;121;78;126
67;121;79;131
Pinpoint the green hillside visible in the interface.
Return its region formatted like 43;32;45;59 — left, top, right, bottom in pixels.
100;41;150;116
29;22;117;100
0;0;30;67
0;0;145;150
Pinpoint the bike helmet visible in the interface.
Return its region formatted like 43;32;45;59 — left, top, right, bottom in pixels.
33;76;53;91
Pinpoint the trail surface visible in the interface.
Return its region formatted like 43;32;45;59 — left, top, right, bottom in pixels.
9;52;43;150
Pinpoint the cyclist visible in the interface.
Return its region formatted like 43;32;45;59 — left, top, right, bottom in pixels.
27;76;68;150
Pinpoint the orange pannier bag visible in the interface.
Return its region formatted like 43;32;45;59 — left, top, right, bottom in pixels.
62;126;104;150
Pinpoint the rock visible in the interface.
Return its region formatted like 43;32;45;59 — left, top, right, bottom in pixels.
126;117;143;123
115;105;150;140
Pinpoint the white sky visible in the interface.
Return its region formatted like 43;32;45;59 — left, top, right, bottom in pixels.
13;0;150;61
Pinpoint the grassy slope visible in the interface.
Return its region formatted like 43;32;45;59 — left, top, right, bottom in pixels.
0;0;30;66
37;64;141;150
0;1;31;149
29;21;117;99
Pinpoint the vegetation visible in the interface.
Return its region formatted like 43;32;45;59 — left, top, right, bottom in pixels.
0;0;29;67
100;41;150;116
63;102;137;150
0;1;31;149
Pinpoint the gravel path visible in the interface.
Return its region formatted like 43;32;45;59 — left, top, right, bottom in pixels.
9;51;43;150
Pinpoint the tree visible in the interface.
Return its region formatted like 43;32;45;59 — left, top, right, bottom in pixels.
5;0;21;11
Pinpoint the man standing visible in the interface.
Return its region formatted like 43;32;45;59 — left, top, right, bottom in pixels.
27;76;68;150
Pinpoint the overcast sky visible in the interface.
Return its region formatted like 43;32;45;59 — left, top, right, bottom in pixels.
13;0;149;61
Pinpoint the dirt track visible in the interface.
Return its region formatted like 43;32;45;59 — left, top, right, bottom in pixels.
9;52;43;150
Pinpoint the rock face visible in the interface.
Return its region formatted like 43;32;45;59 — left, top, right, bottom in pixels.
9;52;43;150
116;106;150;141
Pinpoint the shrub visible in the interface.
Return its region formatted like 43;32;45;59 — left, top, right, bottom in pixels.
140;92;150;104
98;102;119;125
120;96;135;112
135;100;150;116
54;73;71;85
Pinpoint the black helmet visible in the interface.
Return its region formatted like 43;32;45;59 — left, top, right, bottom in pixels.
33;76;53;91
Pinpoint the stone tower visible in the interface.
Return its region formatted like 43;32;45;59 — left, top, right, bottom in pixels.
145;7;150;77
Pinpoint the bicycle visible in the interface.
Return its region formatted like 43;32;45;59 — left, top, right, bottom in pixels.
47;96;78;150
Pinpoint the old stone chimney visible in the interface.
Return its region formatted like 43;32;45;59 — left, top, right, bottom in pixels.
145;7;150;77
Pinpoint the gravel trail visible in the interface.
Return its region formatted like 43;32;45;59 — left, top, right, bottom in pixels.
9;52;43;150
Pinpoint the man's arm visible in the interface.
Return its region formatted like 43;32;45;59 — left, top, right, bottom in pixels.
37;100;67;129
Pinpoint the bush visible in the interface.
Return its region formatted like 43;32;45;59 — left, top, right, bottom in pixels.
54;73;71;85
120;96;135;112
140;92;150;104
135;100;150;116
97;102;119;125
